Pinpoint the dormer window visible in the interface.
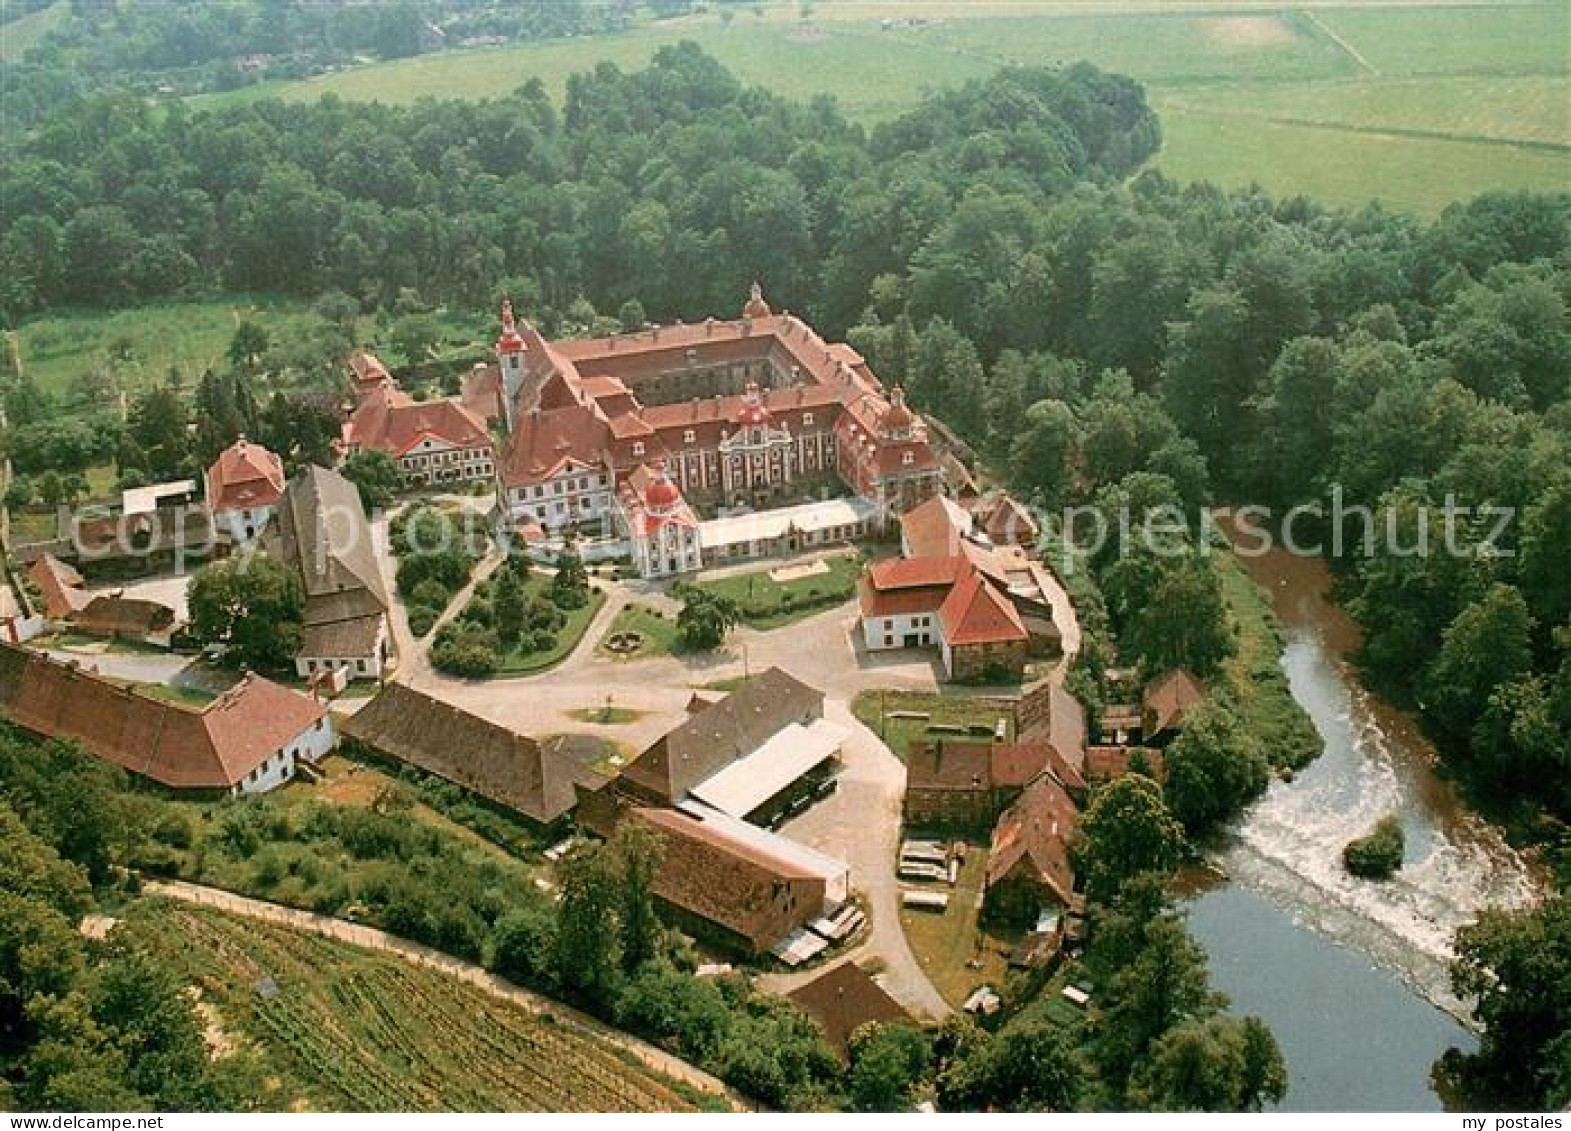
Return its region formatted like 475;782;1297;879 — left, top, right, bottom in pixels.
902;451;915;466
802;412;814;426
632;441;645;456
683;430;696;444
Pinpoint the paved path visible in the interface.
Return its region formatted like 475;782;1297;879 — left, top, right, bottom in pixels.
143;878;746;1108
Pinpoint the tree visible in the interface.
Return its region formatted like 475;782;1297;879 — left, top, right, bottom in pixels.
341;450;402;512
1162;699;1269;835
549;542;590;609
186;556;303;672
677;588;741;651
227;321;270;371
553;844;621;1006
389;311;443;364
491;566;527;645
847;1023;932;1112
490;901;559;991
1100;914;1219;1082
1447;893;1571;1107
1424;583;1535;751
1075;774;1184;900
940;1018;1086;1112
609;820;662;973
1129;1015;1286;1112
1009;399;1078;509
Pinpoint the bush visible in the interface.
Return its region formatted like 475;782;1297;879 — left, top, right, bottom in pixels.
1343;816;1404;879
406;604;439;638
409;577;454;611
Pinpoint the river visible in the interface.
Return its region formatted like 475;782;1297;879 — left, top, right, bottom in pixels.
1182;545;1542;1111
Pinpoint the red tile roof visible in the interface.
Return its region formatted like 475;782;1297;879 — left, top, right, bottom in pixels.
900;495;973;558
27;554;87;618
498;403;611;488
632;805;826;952
867;555;966;591
938;569;1027;648
344;385;492;460
0;644;328;790
205;437;285;513
987;774;1078;906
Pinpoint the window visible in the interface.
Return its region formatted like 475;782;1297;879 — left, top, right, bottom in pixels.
632;441;645;456
902;451;915;466
684;430;696;444
802;412;814;426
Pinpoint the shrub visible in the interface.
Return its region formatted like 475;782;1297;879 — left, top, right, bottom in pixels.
1343;816;1404;879
409;577;453;611
406;604;439;638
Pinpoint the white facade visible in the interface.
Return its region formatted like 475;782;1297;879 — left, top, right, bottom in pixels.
214;503;276;547
504;464;615;534
861;609;938;652
630;517;702;579
234;714;337;795
295;615;390;683
399;435;494;487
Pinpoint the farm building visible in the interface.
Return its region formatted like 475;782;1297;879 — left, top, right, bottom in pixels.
614;666;841;826
268;465;391;682
627;804;846;956
1143;668;1207;744
785;961;916;1060
27;553;89;619
342;682;604;826
902;739;1062;830
983;775;1079;926
205;435;286;548
0;643;333;793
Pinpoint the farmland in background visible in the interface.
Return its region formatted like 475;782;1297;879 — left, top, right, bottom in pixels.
191;0;1570;216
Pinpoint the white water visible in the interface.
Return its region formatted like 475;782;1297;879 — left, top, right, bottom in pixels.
1219;629;1542;1022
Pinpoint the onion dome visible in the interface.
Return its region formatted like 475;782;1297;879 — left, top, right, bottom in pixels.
742;281;772;320
644;460;682;514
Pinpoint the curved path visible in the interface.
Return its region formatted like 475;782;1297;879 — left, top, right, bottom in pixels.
144;878;747;1107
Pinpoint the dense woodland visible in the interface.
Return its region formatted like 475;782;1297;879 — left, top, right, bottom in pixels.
1;40;1569;1110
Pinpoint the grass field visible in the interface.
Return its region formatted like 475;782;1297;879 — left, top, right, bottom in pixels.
692;550;863;630
10;296;311;407
597;602;684;660
851;687;1016;759
132;900;701;1112
492;577;606;676
190;0;1570;215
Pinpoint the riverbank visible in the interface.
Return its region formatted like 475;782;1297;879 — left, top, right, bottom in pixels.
1188;543;1544;1110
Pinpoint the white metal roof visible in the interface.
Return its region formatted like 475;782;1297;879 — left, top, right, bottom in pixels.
688;717;847;818
122;479;196;516
675;798;849;895
698;496;877;550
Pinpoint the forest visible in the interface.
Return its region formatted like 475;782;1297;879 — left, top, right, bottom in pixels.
1;39;1568;1109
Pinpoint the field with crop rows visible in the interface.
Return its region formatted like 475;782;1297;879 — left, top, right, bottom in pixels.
136;900;701;1112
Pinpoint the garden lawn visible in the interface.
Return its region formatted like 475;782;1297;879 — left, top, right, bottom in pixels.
596;602;682;660
692;551;862;631
11;296;312;408
851;688;1016;761
492;580;605;676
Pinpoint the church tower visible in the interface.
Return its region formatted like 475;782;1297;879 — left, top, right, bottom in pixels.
495;298;528;431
